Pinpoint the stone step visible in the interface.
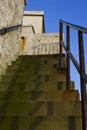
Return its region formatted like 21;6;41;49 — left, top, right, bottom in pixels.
4;67;66;77
0;116;82;130
0;90;79;102
7;60;39;71
11;56;66;68
7;54;66;71
6;61;66;73
6;64;66;74
0;81;74;91
1;71;66;83
0;101;81;116
12;54;65;64
0;53;82;130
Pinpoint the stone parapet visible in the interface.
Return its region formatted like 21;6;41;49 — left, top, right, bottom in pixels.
21;33;64;55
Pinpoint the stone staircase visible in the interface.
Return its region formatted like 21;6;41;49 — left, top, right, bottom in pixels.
0;54;82;130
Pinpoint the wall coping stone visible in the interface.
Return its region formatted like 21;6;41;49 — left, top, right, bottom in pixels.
24;11;44;16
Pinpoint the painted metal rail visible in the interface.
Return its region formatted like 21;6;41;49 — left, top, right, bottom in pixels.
0;24;22;35
59;19;87;130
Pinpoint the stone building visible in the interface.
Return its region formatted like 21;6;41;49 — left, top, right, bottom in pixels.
21;11;62;55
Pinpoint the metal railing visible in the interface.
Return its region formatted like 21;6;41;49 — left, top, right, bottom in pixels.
0;24;22;35
59;19;87;130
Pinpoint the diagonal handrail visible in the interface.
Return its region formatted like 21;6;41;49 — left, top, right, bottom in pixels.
59;19;87;130
60;19;87;33
0;24;22;35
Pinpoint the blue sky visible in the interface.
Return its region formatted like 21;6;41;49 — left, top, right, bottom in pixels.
24;0;87;32
24;0;87;95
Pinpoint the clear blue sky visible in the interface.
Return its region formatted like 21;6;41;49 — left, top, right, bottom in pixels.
24;0;87;95
24;0;87;32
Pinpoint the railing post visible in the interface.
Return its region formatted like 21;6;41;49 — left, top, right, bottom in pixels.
66;26;70;90
78;31;86;130
59;22;63;69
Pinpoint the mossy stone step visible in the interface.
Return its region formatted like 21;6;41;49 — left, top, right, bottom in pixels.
0;81;74;91
6;62;66;75
16;54;65;61
7;54;66;70
4;67;66;76
0;101;46;116
7;63;66;72
0;101;81;116
7;61;39;72
1;72;66;83
20;57;65;65
12;56;60;64
0;90;79;102
5;66;38;76
0;54;82;130
0;116;82;130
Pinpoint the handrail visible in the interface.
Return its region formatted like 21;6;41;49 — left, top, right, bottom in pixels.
0;24;22;35
59;19;87;130
61;41;87;83
60;19;87;34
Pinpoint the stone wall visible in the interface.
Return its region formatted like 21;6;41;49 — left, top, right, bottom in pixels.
21;33;62;55
0;0;25;74
20;26;35;55
33;33;60;55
